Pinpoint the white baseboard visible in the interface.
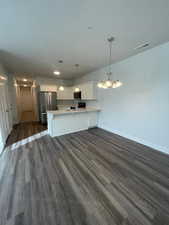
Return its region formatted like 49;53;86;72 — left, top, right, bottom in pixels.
10;130;48;151
99;125;169;155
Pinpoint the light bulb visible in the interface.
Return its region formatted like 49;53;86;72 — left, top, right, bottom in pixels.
115;80;122;88
112;81;117;88
102;82;108;89
54;71;61;75
75;87;80;92
97;82;103;88
59;86;64;91
0;76;7;80
105;80;112;88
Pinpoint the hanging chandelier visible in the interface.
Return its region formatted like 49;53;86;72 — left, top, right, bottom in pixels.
97;37;122;89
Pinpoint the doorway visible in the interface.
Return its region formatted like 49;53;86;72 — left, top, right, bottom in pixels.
19;86;36;122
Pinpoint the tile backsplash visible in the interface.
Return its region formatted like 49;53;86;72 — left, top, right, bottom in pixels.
57;100;87;110
57;100;75;110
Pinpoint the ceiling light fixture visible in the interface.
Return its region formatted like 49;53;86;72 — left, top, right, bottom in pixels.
54;71;61;75
0;75;7;80
58;60;63;63
74;87;80;92
23;78;28;82
97;37;122;89
59;86;64;91
75;63;80;77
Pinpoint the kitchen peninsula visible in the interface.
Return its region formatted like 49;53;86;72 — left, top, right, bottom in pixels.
47;108;100;137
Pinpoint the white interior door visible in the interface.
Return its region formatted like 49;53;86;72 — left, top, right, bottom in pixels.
4;85;13;131
0;84;12;152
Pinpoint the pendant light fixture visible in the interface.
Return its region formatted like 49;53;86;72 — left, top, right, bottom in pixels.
74;64;81;92
58;84;64;91
97;37;122;89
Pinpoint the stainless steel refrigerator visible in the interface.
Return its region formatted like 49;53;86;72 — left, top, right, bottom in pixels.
38;92;57;124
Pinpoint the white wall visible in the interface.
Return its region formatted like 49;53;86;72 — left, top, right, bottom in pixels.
0;64;7;75
7;74;19;124
0;63;6;153
75;42;169;154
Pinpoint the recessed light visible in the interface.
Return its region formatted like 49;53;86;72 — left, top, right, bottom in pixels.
75;87;80;92
0;75;7;80
54;71;61;75
23;84;27;87
23;78;28;82
135;42;150;50
88;26;93;30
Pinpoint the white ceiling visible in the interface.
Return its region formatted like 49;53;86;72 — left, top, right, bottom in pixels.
0;0;169;79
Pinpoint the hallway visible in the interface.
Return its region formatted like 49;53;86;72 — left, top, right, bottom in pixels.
20;111;37;122
5;122;47;147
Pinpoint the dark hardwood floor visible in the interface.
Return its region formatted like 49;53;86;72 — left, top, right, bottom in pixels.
1;127;169;225
5;122;47;147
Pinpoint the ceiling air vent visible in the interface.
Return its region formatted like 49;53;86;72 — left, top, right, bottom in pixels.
135;42;150;50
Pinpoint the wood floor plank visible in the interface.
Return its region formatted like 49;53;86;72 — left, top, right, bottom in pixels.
1;127;169;225
5;122;47;148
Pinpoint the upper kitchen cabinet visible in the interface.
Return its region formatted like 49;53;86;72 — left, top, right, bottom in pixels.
80;81;96;100
57;87;74;100
39;81;96;100
40;85;57;92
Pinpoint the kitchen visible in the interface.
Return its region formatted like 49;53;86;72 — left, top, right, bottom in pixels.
38;80;100;136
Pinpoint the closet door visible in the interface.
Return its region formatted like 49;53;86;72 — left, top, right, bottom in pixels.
0;84;12;151
5;85;13;131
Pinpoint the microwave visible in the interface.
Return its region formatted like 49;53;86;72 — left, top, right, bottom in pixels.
74;91;81;99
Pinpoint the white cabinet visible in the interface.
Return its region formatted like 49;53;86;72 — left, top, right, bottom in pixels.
57;87;73;100
76;81;96;100
88;111;98;128
40;81;97;100
48;110;99;137
40;85;57;92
